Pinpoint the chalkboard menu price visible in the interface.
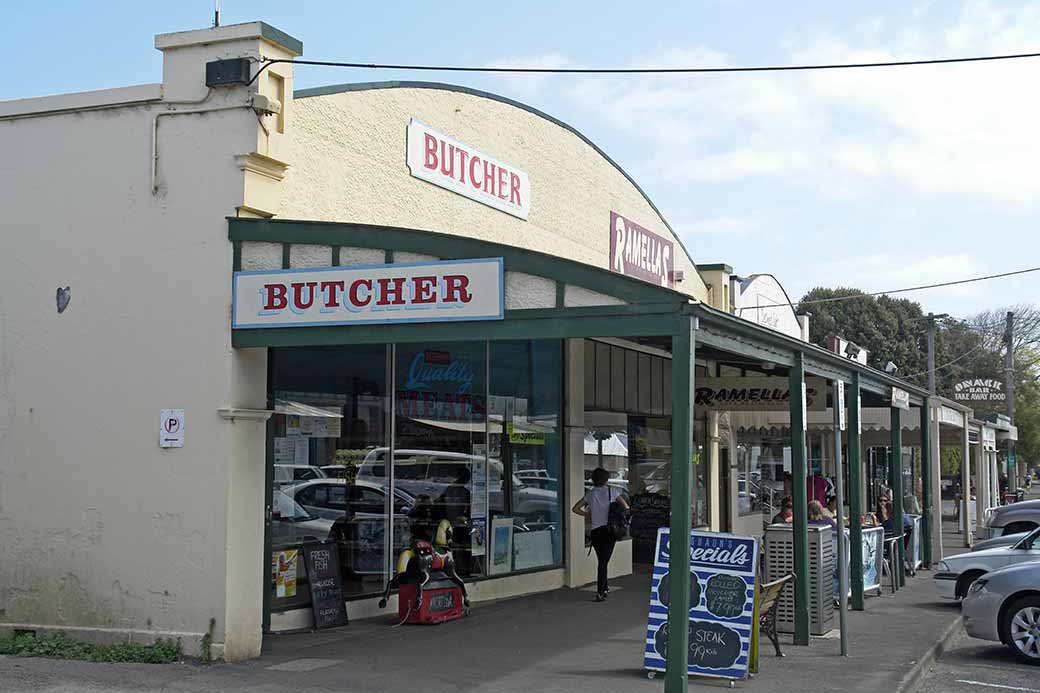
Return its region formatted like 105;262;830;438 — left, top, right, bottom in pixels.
653;620;743;671
304;543;348;629
705;574;746;619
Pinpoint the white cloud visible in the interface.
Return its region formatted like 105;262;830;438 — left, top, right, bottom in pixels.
677;215;761;237
496;2;1040;205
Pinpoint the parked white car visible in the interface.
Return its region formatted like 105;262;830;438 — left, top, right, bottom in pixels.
270;489;333;545
935;528;1040;600
962;556;1040;665
977;499;1040;540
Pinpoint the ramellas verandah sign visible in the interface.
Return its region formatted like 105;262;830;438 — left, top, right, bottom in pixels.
694;377;826;411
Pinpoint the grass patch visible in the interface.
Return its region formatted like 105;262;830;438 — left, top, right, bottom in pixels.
0;631;181;663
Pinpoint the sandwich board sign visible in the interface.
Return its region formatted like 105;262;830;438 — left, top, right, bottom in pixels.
644;528;759;681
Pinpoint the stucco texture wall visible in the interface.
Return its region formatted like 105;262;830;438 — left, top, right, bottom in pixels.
0;103;258;652
280;84;708;302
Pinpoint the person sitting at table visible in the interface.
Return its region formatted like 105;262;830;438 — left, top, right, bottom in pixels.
808;500;836;529
771;496;794;524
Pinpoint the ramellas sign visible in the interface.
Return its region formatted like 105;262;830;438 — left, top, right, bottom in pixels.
610;212;674;287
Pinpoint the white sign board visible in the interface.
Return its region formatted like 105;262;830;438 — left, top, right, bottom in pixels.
891;387;911;411
233;258;504;329
801;382;808;430
159;409;184;448
837;380;847;431
407;119;531;220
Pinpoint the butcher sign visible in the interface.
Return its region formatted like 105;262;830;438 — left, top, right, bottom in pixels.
407;119;531;220
232;259;504;329
160;409;184;449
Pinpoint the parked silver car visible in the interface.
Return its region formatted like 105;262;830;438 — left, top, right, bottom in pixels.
974;532;1031;552
962;556;1040;665
978;499;1040;539
934;527;1040;600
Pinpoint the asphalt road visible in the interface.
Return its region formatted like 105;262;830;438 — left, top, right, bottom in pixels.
919;628;1039;693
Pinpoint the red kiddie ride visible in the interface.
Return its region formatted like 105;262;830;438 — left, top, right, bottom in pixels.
379;519;470;625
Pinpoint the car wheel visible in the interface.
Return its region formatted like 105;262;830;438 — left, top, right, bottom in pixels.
955;571;986;600
1003;522;1038;536
1003;595;1040;665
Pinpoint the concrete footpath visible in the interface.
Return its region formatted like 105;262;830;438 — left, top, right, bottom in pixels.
0;557;964;693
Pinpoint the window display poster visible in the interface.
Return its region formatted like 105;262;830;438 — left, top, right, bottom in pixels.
489;517;514;575
286;415;302;436
273;549;298;598
293;437;310;466
470;444;488;520
470;518;487;557
645;528;758;681
274;437;295;464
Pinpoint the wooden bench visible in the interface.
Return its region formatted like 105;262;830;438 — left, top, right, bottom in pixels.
757;574;794;657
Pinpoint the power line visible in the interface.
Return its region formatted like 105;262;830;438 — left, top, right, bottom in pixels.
902;342;989;379
778;266;1040;311
247;50;1040;85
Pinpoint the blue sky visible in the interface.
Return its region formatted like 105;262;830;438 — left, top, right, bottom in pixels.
6;1;1038;318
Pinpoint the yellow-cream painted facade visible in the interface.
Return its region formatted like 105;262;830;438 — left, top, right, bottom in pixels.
278;85;709;302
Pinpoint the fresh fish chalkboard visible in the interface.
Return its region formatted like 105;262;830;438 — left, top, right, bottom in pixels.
304;543;348;629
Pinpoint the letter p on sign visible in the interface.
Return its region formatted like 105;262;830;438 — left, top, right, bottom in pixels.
160;409;185;448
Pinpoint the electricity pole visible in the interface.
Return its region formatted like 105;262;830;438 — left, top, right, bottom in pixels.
1005;311;1016;490
924;313;948;394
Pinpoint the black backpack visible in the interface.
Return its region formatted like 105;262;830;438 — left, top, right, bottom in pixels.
607;492;631;539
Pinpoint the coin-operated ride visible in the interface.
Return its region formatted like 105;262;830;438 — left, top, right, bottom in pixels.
378;519;470;625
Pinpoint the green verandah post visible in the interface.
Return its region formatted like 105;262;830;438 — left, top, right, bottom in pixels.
891;406;905;588
920;398;933;569
789;352;810;645
664;313;695;692
849;373;865;610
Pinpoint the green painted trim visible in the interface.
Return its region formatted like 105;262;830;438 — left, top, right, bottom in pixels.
281;243;291;269
232;240;242;272
233;305;683;348
789;352;810;646
849;373;865;611
920;397;933;569
229;218;683;306
384;249;394;264
555;282;565;308
259;22;303;56
690;304;928;401
665;312;695;691
331;245;340;266
890;407;905;588
696;263;733;273
290;80;707;291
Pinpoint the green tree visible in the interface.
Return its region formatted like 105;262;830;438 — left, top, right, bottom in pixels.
798;287;927;379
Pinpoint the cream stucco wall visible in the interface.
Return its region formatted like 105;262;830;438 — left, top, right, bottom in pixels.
0;23;296;661
279;84;709;302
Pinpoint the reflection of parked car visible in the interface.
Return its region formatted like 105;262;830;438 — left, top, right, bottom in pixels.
274;464;327;487
283;479;414;521
962;557;1040;665
934;528;1040;599
356;448;558;522
978;499;1040;539
271;490;332;544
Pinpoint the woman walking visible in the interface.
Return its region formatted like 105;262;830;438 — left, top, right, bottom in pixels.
572;468;629;601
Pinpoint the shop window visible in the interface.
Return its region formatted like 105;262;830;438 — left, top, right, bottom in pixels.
394;342;488;579
269;345;390;611
735;437;788;517
490;340;564;573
